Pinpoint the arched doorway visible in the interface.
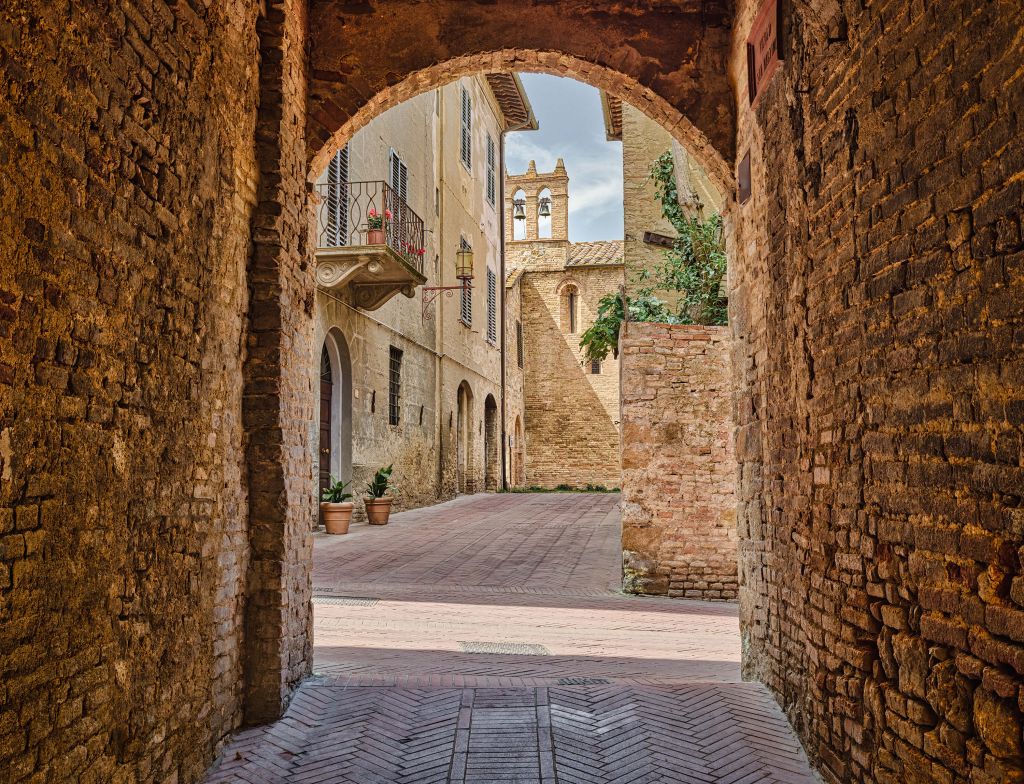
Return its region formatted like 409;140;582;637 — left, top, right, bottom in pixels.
319;329;353;502
318;346;332;502
244;3;736;723
456;381;474;494
483;395;498;491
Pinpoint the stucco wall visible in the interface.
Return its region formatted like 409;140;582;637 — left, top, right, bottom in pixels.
312;76;510;512
619;323;737;600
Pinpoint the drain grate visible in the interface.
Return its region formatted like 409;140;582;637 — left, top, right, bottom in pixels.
312;595;379;606
556;677;611;685
458;641;550;656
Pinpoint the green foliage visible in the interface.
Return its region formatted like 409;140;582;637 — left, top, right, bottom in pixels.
321;476;354;503
365;464;395;498
578;150;728;364
644;150;728;326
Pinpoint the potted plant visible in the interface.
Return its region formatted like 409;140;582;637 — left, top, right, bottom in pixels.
320;476;355;535
364;464;396;525
366;208;391;245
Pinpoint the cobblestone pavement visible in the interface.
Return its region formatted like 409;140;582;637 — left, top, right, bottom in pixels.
206;493;816;783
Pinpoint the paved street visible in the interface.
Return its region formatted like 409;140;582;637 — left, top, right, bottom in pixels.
206;493;815;783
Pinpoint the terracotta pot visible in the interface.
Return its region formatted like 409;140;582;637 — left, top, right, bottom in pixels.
321;501;354;535
366;228;386;245
364;496;393;525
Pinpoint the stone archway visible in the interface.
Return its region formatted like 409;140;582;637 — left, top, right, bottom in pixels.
456;381;475;494
242;0;740;725
304;3;735;191
483;394;499;492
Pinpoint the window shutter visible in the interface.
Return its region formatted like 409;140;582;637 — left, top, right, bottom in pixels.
485;135;495;205
326;146;349;246
487;268;497;344
460;238;473;325
460;88;472;168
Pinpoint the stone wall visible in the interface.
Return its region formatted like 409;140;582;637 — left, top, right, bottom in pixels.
0;1;259;780
730;0;1024;781
519;265;623;489
620;323;737;600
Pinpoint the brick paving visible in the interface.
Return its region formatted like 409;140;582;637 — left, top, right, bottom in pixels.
206;493;816;783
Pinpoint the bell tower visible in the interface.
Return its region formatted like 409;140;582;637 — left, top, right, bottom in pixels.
505;159;569;243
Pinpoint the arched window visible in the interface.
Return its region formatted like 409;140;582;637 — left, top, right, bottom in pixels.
512;188;526;240
537;188;552;239
561;284;579;334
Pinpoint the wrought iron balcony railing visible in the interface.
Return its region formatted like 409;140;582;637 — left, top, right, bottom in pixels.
316;180;426;274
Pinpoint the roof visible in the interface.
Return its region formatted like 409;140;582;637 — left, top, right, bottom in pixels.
599;91;623;141
567;240;625;267
484;73;539;131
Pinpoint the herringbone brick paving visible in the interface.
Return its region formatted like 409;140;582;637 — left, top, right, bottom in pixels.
206;494;816;783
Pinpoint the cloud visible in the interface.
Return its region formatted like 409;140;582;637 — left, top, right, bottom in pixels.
504;74;624;241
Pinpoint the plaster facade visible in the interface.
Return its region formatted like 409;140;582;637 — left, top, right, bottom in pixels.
312;76;529;514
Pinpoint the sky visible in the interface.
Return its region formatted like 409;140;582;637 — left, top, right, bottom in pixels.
505;74;623;243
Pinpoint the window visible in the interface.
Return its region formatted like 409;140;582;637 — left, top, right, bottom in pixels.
388;150;409;246
486;267;497;344
325;146;349;246
388;346;402;425
567;290;577;334
485;134;496;206
460;87;472;169
389;149;409;202
591;359;601;374
460;238;472;326
516;321;524;368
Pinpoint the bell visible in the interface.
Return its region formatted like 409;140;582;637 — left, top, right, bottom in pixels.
456;245;474;281
538;197;551;218
513;200;526;221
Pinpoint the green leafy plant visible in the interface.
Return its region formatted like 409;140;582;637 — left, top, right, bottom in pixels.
578;150;728;365
365;464;395;498
321;476;354;503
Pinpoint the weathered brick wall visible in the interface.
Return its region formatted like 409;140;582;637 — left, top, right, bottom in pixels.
0;0;259;780
730;0;1024;781
620;323;737;600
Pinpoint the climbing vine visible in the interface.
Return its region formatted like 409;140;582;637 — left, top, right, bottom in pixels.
579;150;728;365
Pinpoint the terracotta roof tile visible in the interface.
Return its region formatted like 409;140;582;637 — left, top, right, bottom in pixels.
566;240;625;267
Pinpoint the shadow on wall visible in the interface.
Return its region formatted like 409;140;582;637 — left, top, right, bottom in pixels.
521;280;621;488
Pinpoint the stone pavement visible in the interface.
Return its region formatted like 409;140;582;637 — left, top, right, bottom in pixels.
205;493;816;783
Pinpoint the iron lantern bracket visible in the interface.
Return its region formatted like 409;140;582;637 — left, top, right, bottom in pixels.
422;281;471;321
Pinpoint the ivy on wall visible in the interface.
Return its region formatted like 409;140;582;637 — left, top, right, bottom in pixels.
579;151;728;364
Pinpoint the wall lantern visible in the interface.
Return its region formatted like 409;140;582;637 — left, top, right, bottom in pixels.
455;244;474;281
422;244;474;321
538;197;551;218
513;199;526;220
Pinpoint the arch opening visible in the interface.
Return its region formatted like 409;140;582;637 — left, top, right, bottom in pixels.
484;395;499;492
307;49;733;197
320;328;353;497
456;381;475;495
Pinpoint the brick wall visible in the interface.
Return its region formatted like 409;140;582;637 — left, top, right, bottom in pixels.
620;323;737;600
0;1;259;780
731;0;1024;781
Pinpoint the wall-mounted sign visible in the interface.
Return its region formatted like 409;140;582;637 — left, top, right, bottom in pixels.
738;152;751;204
643;231;675;248
746;0;782;105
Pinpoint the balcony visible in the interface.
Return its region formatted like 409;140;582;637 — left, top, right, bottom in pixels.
314;180;428;310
